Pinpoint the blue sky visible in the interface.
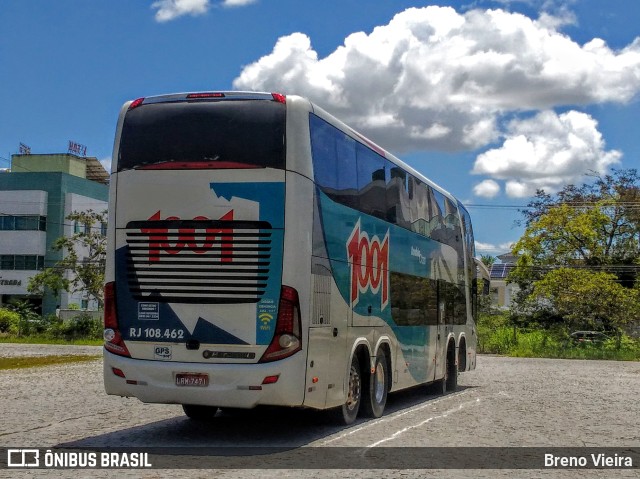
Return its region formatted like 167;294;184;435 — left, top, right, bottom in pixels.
1;0;639;258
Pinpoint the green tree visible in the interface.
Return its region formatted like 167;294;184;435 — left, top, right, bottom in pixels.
480;254;496;268
28;210;107;309
526;268;639;332
510;169;640;329
517;169;640;273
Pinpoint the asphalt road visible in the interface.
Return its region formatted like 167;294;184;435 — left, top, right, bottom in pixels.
1;344;638;478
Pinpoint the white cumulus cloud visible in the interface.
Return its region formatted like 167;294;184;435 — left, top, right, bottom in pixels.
221;0;257;6
473;179;501;198
475;241;515;254
472;110;622;197
152;0;210;22
233;6;640;154
151;0;256;21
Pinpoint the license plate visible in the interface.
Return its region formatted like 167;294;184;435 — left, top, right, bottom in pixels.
175;373;209;387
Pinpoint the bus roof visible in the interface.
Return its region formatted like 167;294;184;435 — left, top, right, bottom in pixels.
117;91;459;207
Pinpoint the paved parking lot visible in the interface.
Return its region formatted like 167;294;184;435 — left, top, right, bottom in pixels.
1;345;638;478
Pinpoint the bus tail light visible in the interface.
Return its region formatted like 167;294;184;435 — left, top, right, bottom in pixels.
128;98;145;110
104;282;131;357
187;92;225;99
259;286;301;362
271;93;286;104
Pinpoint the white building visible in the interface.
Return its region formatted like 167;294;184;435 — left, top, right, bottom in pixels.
0;153;108;315
489;253;520;309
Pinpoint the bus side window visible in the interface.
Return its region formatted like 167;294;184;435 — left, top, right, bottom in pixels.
356;143;388;220
390;272;438;326
389;167;411;228
410;179;430;236
310;114;357;207
428;188;446;242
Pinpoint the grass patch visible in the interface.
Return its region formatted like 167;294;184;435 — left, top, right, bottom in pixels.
478;315;640;361
0;354;102;370
0;334;102;346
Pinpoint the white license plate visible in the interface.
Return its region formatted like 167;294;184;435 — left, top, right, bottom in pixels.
175;373;209;387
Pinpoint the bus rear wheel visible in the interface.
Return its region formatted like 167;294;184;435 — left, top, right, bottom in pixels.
336;355;362;425
182;404;219;421
445;344;458;392
362;350;388;418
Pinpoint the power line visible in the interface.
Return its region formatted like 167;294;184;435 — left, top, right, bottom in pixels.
466;202;640;210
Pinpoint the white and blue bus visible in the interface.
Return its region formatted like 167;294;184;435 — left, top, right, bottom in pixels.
103;91;479;424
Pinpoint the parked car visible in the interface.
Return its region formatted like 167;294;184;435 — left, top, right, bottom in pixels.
570;331;609;344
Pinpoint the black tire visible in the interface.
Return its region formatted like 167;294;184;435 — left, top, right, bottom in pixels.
427;376;446;396
362;349;388;418
182;404;219;421
458;339;467;372
336;354;362;425
445;344;458;392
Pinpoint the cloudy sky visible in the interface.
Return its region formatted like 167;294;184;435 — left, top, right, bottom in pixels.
1;0;639;256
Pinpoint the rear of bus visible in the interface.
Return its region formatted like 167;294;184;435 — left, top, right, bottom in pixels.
103;92;308;410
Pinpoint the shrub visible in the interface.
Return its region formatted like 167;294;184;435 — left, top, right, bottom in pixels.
49;312;102;340
0;308;21;333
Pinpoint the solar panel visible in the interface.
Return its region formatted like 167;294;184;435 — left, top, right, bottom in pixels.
489;263;513;279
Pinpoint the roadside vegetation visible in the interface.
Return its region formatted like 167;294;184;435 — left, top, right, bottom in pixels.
477;311;640;361
480;169;640;361
0;301;102;345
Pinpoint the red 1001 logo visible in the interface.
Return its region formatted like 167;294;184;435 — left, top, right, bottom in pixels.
347;219;390;311
141;210;234;263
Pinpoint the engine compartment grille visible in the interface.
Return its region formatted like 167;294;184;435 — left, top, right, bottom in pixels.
124;219;274;304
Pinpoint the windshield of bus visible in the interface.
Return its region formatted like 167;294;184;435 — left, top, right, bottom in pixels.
117;99;286;172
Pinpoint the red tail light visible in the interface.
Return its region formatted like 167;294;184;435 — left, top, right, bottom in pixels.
271;93;286;104
103;282;131;357
259;285;301;362
186;92;225;99
128;97;145;110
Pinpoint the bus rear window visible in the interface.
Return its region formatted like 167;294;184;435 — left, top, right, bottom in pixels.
117;100;286;171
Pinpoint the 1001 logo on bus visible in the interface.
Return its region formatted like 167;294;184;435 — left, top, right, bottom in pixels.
141;210;234;263
347;219;390;311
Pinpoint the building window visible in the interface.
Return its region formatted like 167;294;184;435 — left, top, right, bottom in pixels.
0;255;46;270
0;215;46;231
0;216;15;230
0;255;14;269
23;256;37;270
74;221;90;234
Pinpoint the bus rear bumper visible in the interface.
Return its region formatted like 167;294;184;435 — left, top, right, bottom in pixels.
103;349;305;409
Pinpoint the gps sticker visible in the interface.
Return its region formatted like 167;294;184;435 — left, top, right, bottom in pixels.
154;345;172;360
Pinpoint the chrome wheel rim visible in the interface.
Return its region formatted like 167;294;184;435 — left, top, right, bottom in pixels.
346;364;361;411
